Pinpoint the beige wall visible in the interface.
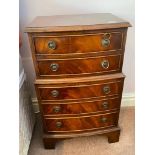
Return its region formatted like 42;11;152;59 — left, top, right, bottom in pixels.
19;0;135;98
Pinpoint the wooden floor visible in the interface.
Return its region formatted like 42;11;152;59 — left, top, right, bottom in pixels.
28;107;135;155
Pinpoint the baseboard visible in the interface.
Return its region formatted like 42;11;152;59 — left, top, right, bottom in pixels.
121;93;135;107
31;93;135;113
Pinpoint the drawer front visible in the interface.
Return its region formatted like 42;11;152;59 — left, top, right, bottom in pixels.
38;55;122;77
42;97;121;116
34;31;123;55
44;112;119;132
37;80;124;101
34;37;69;54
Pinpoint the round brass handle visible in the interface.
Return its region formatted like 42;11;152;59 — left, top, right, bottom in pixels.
101;117;107;123
51;90;59;98
56;121;62;128
102;101;109;109
103;86;111;94
50;63;59;71
53;106;61;113
101;38;110;47
48;41;57;50
101;60;109;69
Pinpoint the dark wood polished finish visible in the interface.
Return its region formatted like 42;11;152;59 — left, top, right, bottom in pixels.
35;73;125;85
34;36;69;54
34;31;123;55
41;96;121;116
70;32;123;53
25;13;131;33
44;112;119;133
36;79;124;101
37;54;122;77
26;13;130;149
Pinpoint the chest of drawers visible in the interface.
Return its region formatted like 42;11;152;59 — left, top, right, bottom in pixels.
25;13;131;149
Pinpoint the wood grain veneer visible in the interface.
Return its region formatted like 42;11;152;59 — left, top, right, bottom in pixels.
41;96;121;116
44;111;119;133
26;13;131;149
37;54;122;77
36;79;124;101
25;13;131;32
34;31;123;54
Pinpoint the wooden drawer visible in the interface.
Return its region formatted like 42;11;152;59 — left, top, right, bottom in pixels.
41;97;121;116
37;54;122;77
44;112;119;132
36;79;124;101
34;31;123;55
38;55;122;77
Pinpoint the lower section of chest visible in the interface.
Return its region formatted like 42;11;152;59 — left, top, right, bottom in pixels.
35;74;124;149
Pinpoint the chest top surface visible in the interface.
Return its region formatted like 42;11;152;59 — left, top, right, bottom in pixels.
25;13;131;33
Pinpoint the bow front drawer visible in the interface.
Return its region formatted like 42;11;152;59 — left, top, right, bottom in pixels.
35;78;124;101
37;54;122;77
42;96;121;116
44;112;119;133
34;31;124;55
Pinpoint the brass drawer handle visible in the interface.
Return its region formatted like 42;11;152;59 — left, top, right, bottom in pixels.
101;33;111;47
50;63;59;71
103;85;111;94
51;90;59;97
101;101;109;109
53;106;61;113
56;121;62;128
100;117;107;123
101;38;110;47
48;41;57;50
101;60;109;69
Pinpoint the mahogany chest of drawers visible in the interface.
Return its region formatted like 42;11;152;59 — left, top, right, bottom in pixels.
25;13;131;149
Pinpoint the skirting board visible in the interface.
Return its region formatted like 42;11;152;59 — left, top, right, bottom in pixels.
31;93;135;113
121;93;135;107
